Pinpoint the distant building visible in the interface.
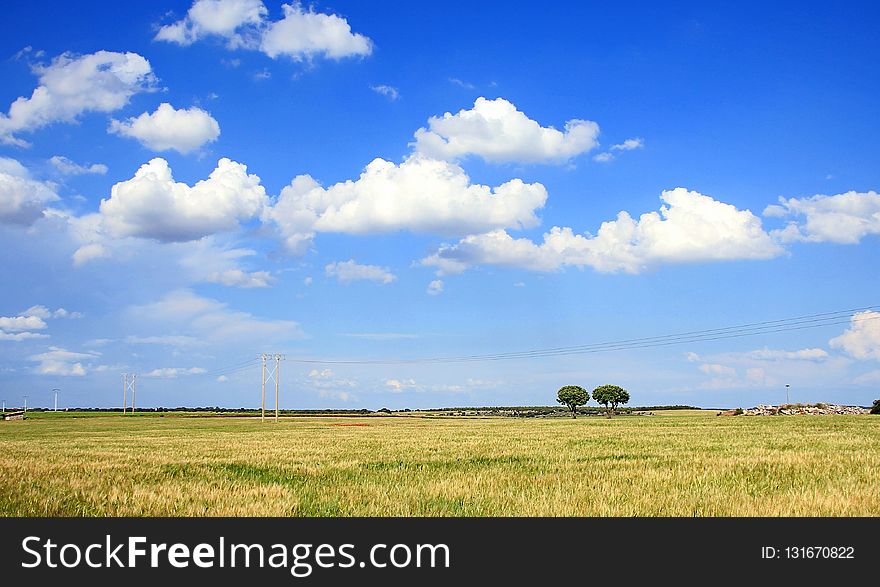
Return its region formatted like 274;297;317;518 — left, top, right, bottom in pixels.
2;411;25;421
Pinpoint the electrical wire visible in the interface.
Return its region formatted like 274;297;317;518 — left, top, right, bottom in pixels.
277;305;879;365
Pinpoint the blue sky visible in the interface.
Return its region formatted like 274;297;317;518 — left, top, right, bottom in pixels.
1;0;878;410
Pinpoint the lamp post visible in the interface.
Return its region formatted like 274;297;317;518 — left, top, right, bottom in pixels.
785;384;790;405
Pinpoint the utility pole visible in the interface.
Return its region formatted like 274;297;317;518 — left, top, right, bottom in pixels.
276;356;280;421
122;373;137;414
53;388;60;411
261;358;266;422
259;354;283;422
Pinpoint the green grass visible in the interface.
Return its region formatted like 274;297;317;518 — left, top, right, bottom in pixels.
1;411;878;516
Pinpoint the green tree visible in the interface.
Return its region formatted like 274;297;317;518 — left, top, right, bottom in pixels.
871;399;880;415
592;385;630;418
557;385;590;418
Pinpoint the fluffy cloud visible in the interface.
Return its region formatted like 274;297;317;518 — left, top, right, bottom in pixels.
261;3;372;60
28;346;99;376
0;157;59;225
109;103;220;154
0;51;156;146
155;0;267;47
97;158;268;242
412;97;600;164
143;367;206;378
269;155;547;254
0;315;47;331
325;260;396;285
593;137;645;163
1;307;80;341
49;156;108;175
764;191;880;244
157;1;372;62
829;311;880;360
422;187;782;274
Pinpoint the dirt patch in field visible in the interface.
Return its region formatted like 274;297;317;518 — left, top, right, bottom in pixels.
330;423;370;427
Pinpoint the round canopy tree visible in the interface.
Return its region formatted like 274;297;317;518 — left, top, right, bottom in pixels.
592;385;630;418
557;385;590;418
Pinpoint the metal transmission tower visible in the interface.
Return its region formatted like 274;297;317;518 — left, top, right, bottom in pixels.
122;373;137;415
259;354;283;422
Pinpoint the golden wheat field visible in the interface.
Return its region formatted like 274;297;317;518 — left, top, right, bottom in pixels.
1;411;878;516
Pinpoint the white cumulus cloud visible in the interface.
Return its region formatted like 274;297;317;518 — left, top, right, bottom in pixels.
421;187;782;274
0;51;156;146
110;103;220;154
261;3;372;60
829;311;880;361
412;97;600;164
155;0;267;47
0;157;59;225
764;190;880;244
268;155;547;254
325;260;396;285
157;1;372;62
0;315;47;332
98;157;268;242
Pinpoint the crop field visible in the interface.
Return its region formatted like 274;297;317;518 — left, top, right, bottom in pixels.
1;411;878;516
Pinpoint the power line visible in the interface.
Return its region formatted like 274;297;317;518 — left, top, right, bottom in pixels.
187;304;877;373
201;358;260;378
280;305;879;366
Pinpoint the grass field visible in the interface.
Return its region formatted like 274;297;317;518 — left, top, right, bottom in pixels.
1;411;878;516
